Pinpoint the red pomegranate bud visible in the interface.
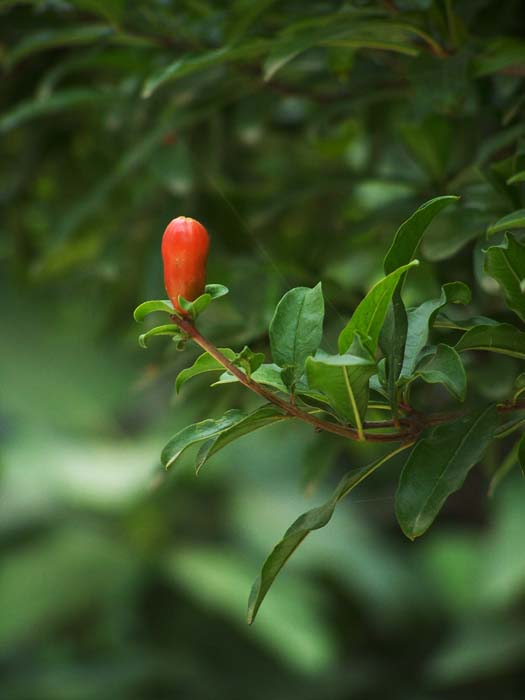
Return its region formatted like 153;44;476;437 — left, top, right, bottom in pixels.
161;216;210;314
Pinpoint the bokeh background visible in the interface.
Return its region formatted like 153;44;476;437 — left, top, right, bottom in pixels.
1;1;525;698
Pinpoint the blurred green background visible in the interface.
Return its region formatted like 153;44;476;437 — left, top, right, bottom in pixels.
1;1;525;698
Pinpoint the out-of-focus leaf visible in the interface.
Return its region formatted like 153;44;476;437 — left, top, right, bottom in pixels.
0;88;112;133
161;410;247;469
247;443;412;623
413;344;467;402
396;406;499;539
487;209;525;236
270;283;324;384
456;323;525;359
5;24;114;69
488;441;520;497
401;282;471;378
142;41;268;98
263;15;425;81
195;405;289;472
226;0;280;43
338;261;418;354
484;234;525;322
383;195;459;274
507;171;525;185
474;38;525;77
519;433;525;476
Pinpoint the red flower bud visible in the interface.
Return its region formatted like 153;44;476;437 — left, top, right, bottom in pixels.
161;216;210;314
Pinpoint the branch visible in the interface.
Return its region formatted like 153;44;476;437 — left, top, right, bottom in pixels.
172;315;413;444
171;316;525;445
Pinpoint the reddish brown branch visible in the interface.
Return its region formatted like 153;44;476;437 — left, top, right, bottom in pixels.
172;315;525;445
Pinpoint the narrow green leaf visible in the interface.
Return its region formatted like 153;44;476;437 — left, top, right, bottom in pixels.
401;282;471;378
263;15;421;81
484;234;525;322
134;299;176;322
176;349;237;393
338;261;419;354
383;195;459;274
161;410;247;470
434;314;498;331
413;344;467;402
456;323;525;359
518;434;525;477
507;171;525;185
195;405;288;472
142;41;268;98
488;441;520;497
380;287;408;413
138;324;185;348
270;283;324;382
0;88;112;133
247;443;412;624
5;24;114;69
395;406;499;539
305;347;376;427
487;209;525;236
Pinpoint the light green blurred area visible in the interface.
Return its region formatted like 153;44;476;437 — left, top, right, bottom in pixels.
2;297;525;698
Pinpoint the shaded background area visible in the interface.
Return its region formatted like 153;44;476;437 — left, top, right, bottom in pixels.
1;1;525;698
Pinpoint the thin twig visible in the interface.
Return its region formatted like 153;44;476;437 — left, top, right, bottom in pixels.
172;315;412;444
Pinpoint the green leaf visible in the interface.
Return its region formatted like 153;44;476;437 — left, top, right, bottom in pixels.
176;349;237;393
305;346;376;428
488;441;521;497
5;24;114;70
177;284;229;320
195;405;288;472
401;282;471;378
383;195;460;274
235;346;265;377
434;314;499;331
474;38;525;77
487;209;525;236
518;434;525;477
413;344;467;402
133;299;176;322
213;363;288;393
380;287;408;413
263;15;422;81
269;283;324;383
247;443;412;624
138;324;185;348
0;88;112;133
161;410;247;470
142;42;268;98
484;234;525;322
507;171;525;185
395;405;499;539
338;261;419;354
456;323;525;359
380;195;459;409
